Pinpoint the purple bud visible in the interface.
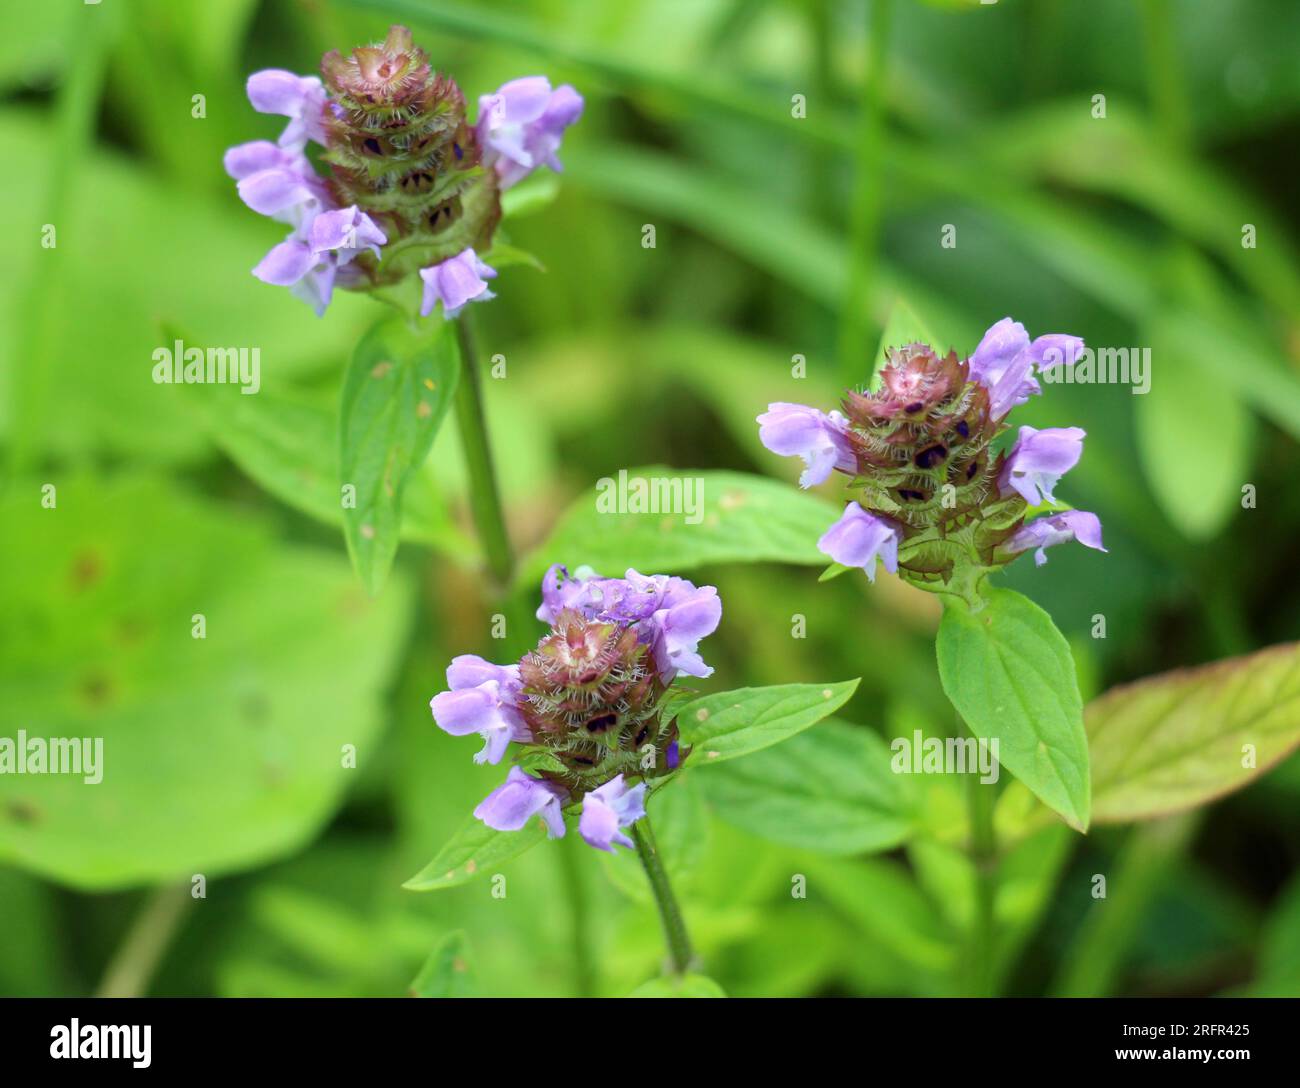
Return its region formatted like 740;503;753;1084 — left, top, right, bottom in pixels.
757;402;856;487
474;767;568;838
818;503;903;582
998;425;1086;505
579;774;646;852
419;248;497;319
476;77;584;189
1006;510;1107;566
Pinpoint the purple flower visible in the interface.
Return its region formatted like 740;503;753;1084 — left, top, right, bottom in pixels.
251;205;385;317
474;767;568;838
308;206;387;265
998;425;1086;506
223;140;332;223
968;317;1084;419
534;566;721;680
579;775;647;852
419;248;498;319
757;402;857;487
429;654;531;764
818;503;902;582
1006;510;1107;566
246;69;329;150
476;76;584;189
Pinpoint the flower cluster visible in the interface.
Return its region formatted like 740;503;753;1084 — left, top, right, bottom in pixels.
430;566;721;851
223;25;581;317
758;317;1106;601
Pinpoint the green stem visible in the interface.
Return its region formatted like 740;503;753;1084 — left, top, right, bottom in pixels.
964;764;998;997
631;815;694;975
95;882;193;997
453;312;515;587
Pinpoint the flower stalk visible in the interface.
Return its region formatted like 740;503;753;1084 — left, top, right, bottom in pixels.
453;313;515;587
631;813;695;975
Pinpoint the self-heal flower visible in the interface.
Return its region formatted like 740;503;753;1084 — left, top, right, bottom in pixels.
227;25;581;316
579;775;647;852
998;425;1085;506
1006;510;1107;566
432;568;714;851
757;403;856;488
419;248;497;318
756;315;1104;601
474;767;568;838
477;76;584;189
818;503;902;582
429;654;530;764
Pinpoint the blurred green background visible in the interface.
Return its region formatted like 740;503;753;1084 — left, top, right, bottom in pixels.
2;0;1299;998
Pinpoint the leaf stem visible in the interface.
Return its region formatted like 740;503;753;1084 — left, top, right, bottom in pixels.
557;831;598;996
452;312;515;587
95;882;193;998
631;814;694;975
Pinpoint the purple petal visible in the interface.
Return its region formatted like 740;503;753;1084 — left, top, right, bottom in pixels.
998;425;1086;505
757;402;856;487
419;248;497;319
223;140;291;181
968;317;1029;387
252;239;316;286
308;206;387;262
817;503;902;582
246;70;328;147
446;654;517;692
1007;510;1107;566
579;775;646;852
429;679;528;764
476;77;584;189
1027;334;1085;372
474;767;568;838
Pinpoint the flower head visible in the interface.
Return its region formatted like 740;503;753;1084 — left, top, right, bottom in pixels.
757;316;1103;601
436;569;717;850
226;25;579;315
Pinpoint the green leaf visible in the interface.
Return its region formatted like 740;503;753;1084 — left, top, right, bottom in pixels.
190;382;468;554
936;589;1090;831
1089;641;1300;824
403;812;566;891
675;679;860;765
627;973;726;997
0;476;409;890
410;931;474;997
699;720;914;854
869;298;940;388
339;315;459;595
525;468;838;579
